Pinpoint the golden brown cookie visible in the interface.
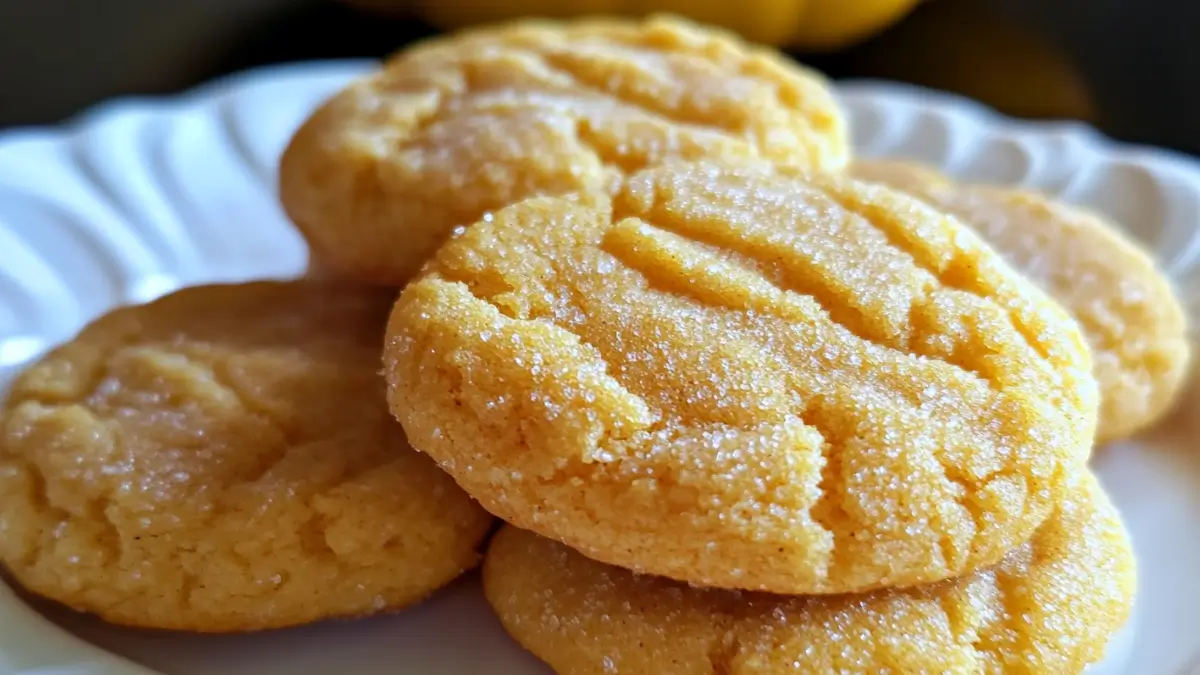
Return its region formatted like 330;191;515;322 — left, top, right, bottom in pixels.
0;281;494;632
484;472;1135;675
384;161;1098;595
853;159;1191;443
280;15;848;285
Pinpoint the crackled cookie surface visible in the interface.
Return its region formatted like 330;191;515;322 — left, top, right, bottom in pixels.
280;15;847;285
384;161;1098;594
853;159;1191;442
484;473;1135;675
0;281;493;632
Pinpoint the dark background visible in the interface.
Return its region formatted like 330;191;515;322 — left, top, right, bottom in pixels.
1;0;1198;155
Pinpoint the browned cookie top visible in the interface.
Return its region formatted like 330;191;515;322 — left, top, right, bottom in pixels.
854;158;1191;443
484;472;1134;675
280;15;847;285
0;281;493;632
385;161;1097;595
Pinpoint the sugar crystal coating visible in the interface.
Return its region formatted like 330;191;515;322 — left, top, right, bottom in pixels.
483;472;1135;675
853;159;1191;443
280;15;848;285
384;161;1099;594
0;281;494;632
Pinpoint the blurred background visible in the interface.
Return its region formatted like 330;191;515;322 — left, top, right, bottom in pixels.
0;0;1197;155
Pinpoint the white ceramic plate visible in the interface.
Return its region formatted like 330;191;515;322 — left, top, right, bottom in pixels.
0;61;1197;675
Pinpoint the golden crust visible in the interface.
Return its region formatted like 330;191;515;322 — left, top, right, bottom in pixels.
279;15;848;285
384;161;1098;594
0;281;494;632
483;472;1135;675
853;159;1191;442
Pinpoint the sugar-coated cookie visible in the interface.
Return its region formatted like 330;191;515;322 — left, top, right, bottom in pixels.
384;161;1098;595
0;281;494;632
484;472;1134;675
280;15;848;285
853;159;1191;443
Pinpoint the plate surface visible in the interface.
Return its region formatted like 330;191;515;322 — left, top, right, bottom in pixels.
0;61;1197;675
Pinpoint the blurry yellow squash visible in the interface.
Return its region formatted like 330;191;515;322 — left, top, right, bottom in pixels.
847;0;1095;121
412;0;924;50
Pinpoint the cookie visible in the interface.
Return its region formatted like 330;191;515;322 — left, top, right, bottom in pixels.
280;15;848;285
0;281;494;632
383;161;1098;595
853;159;1191;442
484;472;1135;675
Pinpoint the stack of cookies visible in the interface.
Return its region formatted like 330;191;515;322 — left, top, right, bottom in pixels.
0;14;1189;674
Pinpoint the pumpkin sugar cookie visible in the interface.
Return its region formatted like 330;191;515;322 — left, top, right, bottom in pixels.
0;281;494;632
853;159;1191;443
280;15;848;285
384;161;1098;595
484;472;1135;675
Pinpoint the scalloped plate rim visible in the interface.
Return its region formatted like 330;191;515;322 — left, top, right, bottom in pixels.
838;77;1200;180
